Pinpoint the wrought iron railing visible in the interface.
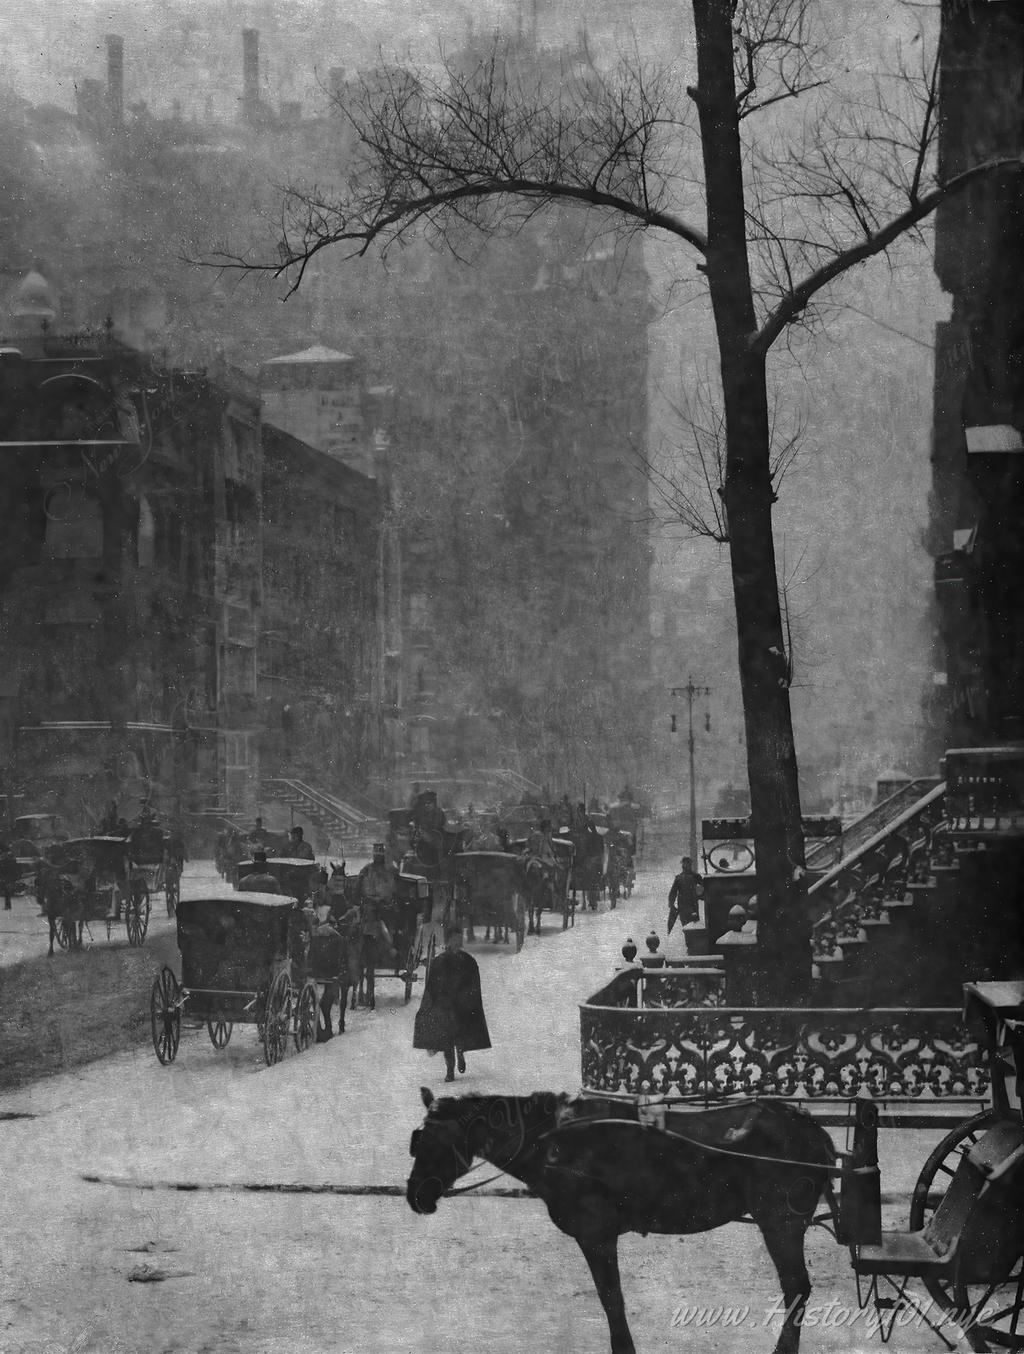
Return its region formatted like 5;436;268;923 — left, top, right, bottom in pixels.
805;777;942;871
809;782;949;960
945;746;1024;834
580;973;987;1118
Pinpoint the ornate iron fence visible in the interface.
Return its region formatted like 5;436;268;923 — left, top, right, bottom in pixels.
580;970;988;1122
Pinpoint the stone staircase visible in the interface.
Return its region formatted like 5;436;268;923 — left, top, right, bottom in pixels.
261;777;385;855
808;781;959;1003
804;776;943;872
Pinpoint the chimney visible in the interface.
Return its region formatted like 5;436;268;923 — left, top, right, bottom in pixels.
106;34;124;127
242;28;260;122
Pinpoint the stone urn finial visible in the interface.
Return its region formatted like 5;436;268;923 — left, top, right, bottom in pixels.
728;904;748;932
640;930;666;968
621;937;638;964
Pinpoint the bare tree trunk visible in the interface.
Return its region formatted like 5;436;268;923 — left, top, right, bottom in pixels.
693;0;809;1000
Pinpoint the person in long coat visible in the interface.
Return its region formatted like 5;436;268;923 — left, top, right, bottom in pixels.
413;926;491;1082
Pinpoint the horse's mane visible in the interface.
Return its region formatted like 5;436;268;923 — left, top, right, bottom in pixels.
427;1091;569;1122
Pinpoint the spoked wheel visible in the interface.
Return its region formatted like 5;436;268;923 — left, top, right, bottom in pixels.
910;1109;1024;1347
513;892;526;953
126;881;150;946
150;967;182;1064
55;915;73;950
165;867;180;918
293;979;318;1053
262;969;293;1066
207;1020;233;1049
403;942;418;1004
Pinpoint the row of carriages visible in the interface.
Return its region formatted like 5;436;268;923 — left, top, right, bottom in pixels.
149;798;642;1072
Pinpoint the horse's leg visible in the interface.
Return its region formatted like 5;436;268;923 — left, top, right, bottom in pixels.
576;1238;635;1354
47;916;55;956
757;1218;813;1354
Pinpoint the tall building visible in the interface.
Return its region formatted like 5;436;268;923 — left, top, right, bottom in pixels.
0;276;262;825
928;0;1024;744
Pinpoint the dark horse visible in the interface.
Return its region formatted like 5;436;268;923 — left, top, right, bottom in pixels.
407;1090;837;1354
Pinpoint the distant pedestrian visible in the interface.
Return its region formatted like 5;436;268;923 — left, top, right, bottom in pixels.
667;857;704;933
413;926;491;1082
288;826;315;860
0;842;18;910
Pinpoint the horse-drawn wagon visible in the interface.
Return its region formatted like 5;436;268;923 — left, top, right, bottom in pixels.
150;891;320;1067
40;835;150;951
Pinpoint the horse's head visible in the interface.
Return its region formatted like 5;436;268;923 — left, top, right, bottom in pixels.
407;1087;474;1214
330;861;346;878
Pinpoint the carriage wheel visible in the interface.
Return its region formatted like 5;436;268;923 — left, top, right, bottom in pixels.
293;979;318;1053
126;881;151;947
514;892;526;953
909;1109;1024;1344
207;1020;233;1049
150;967;181;1064
262;969;293;1066
166;867;180;918
55;915;73;950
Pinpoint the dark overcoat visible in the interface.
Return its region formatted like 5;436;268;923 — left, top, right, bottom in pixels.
413;949;491;1053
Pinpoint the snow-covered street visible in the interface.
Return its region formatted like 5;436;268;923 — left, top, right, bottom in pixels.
0;858;954;1353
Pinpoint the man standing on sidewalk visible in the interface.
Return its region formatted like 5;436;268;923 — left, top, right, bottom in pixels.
667;857;704;934
413;926;491;1082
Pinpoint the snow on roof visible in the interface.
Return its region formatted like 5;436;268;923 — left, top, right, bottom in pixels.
263;345;355;365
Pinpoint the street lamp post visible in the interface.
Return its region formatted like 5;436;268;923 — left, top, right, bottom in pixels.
670;678;710;864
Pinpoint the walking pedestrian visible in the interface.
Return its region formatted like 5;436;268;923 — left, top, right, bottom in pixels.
0;841;18;910
413;926;491;1082
667;856;704;933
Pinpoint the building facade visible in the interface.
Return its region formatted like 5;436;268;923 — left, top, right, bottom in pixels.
0;280;262;828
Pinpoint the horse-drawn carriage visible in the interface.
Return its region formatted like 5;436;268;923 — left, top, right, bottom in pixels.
568;821;607;911
39;835;151;951
150;891;321;1067
409;978;1024;1354
127;814;182;918
453;851;526;950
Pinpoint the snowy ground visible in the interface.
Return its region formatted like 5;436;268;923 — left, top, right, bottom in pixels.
0;856;962;1354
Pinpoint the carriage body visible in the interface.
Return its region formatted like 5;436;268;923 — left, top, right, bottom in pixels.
176;893;292;1021
151;891;318;1066
453;851;526;950
235;856;321;906
840;980;1024;1345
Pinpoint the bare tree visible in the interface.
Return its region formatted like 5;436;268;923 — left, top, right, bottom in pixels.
219;0;1016;999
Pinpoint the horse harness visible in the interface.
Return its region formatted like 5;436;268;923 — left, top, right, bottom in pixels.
539;1096;844;1177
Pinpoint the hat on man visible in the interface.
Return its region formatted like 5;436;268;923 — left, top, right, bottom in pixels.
372;842;386;857
253;847;269;864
